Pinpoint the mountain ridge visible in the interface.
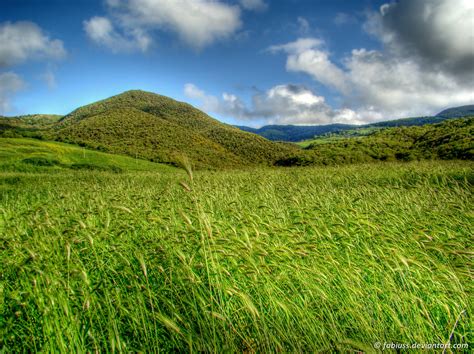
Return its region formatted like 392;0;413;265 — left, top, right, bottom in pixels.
236;104;474;142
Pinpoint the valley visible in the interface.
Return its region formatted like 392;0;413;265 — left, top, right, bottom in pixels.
0;91;472;352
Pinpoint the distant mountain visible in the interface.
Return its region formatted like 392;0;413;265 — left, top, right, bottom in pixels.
235;124;356;142
237;104;474;142
436;105;474;118
49;90;297;169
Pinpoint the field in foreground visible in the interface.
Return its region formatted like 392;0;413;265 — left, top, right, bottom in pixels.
0;161;472;351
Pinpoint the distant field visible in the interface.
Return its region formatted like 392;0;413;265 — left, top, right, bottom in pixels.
1;161;472;351
296;127;380;148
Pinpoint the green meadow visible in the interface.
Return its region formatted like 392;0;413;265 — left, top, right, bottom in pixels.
1;154;472;351
0;138;174;173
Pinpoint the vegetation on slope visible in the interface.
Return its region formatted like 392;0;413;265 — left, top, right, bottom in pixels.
1;92;471;169
237;104;474;142
0;138;174;173
437;104;474;118
236;123;356;142
0;114;63;139
277;117;473;166
52;90;296;169
1;161;472;351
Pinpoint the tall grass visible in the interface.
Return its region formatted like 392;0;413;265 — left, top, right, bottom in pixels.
0;161;472;351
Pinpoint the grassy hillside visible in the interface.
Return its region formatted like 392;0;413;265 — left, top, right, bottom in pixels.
437;104;474;118
277;117;473;166
0;114;63;139
1;114;62;126
1;161;472;351
52;90;296;169
0;138;175;173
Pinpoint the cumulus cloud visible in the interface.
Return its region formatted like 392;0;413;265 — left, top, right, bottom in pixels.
85;0;245;51
240;0;267;12
269;38;349;94
344;48;473;118
84;16;151;52
366;0;474;77
0;72;25;115
184;83;221;112
266;0;474;122
0;21;66;67
184;83;378;125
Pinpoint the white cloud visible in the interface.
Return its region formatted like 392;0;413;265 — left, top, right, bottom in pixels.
266;0;474;122
240;0;267;12
0;21;66;67
269;38;349;94
184;83;378;125
84;16;151;52
184;83;221;112
344;48;474;118
85;0;245;51
268;37;323;54
0;72;25;115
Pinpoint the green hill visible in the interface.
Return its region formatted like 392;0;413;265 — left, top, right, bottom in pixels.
236;123;356;142
0;137;174;173
276;117;474;166
0;114;63;139
437;105;474;118
52;90;296;169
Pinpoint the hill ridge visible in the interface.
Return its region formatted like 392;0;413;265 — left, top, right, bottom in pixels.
52;90;297;168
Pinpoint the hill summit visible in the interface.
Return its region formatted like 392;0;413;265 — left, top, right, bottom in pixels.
54;90;296;168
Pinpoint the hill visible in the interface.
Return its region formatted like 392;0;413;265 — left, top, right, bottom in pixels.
0;137;174;173
436;105;474;118
275;117;474;166
0;114;62;139
237;104;474;142
236;124;355;142
51;90;297;169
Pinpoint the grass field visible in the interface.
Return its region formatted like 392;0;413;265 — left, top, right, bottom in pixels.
0;160;472;351
0;138;175;173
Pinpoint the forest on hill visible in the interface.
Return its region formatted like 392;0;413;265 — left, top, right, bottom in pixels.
276;117;473;166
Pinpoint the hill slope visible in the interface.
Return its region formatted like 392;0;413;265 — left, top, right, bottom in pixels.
437;105;474;118
275;117;474;166
0;114;63;139
53;90;296;168
0;137;174;173
236;124;356;142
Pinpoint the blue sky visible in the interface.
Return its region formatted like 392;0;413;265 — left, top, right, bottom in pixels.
1;0;473;126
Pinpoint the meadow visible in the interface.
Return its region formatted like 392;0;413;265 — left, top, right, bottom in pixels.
1;160;472;352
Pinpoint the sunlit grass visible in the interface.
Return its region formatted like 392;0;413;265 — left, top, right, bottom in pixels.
0;161;472;351
0;138;175;172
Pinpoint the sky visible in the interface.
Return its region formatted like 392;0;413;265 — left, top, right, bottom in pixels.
1;0;473;127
